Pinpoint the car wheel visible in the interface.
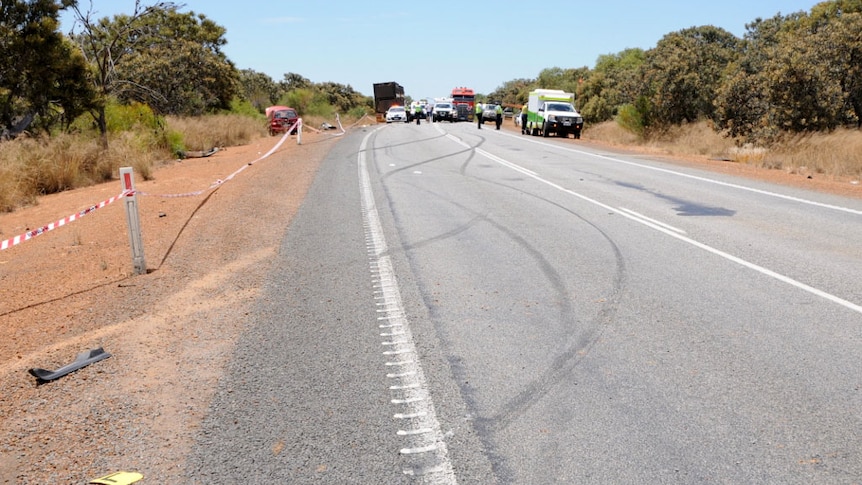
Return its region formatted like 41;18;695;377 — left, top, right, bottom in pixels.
542;122;549;137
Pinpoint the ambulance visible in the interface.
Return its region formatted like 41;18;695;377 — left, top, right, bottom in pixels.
525;89;584;139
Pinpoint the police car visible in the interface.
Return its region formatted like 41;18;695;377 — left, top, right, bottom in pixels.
385;106;408;123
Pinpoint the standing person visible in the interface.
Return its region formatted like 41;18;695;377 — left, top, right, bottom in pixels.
476;102;483;129
520;102;528;134
495;103;503;130
414;104;423;125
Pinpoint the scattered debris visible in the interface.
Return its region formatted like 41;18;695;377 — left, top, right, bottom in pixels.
89;471;143;484
28;347;111;382
179;147;220;159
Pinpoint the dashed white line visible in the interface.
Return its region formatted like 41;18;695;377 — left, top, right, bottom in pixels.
618;207;686;234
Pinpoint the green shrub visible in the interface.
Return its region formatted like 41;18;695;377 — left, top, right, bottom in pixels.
616;96;652;138
348;106;370;119
106;101;161;132
282;88;314;115
159;129;186;157
227;96;265;118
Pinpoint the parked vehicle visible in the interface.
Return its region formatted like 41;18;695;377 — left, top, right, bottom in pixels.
453;104;471;121
385;106;408;123
373;82;405;123
481;103;498;123
451;87;475;122
432;102;456;122
265;106;299;136
525;89;584;139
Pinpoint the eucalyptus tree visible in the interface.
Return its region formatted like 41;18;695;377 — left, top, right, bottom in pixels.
239;69;280;111
280;72;311;93
69;1;178;142
641;25;740;127
111;7;239;116
714;13;801;141
0;0;94;136
579;48;645;123
487;78;534;107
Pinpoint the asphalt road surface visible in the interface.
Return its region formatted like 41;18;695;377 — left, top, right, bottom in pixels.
187;121;862;484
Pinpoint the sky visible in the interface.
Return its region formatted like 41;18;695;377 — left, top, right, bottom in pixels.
60;1;823;101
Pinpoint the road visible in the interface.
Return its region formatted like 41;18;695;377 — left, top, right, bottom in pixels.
186;121;862;484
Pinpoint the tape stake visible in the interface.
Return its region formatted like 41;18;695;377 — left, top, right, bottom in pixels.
120;167;146;275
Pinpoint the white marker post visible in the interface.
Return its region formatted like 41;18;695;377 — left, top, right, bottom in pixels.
297;118;302;145
120;167;146;275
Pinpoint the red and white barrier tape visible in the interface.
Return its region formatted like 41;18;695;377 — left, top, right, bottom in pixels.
138;119;302;198
0;190;130;251
303;113;347;136
1;116;311;251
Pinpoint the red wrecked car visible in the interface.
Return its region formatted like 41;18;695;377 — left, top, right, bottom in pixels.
265;105;299;136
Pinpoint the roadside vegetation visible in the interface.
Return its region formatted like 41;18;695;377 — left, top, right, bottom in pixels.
487;1;862;179
585;121;862;180
0;1;372;213
1;1;860;214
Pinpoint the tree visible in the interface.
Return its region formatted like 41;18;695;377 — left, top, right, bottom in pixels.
714;13;799;141
69;1;179;143
112;7;239;116
280;72;311;93
315;81;365;113
487;78;534;107
751;7;862;134
535;66;590;95
239;69;280;111
0;0;94;136
579;48;645;122
642;26;740;127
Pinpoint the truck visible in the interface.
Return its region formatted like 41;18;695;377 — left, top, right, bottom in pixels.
373;82;405;123
451;87;475;122
525;89;584;139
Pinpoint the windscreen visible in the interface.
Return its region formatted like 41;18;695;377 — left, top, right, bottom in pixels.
547;103;575;112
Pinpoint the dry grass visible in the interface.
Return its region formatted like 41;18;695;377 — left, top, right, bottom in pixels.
0;114;266;213
583;121;641;146
586;121;862;180
768;128;862;178
166;113;266;152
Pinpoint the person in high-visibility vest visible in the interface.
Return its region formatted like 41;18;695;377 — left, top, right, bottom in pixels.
520;103;528;135
414;104;423;125
475;103;483;129
495;103;503;130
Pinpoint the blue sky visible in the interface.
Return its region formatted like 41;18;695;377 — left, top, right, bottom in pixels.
61;1;821;101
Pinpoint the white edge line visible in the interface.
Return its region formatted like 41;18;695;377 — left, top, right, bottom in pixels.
494;129;862;216
359;127;458;484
